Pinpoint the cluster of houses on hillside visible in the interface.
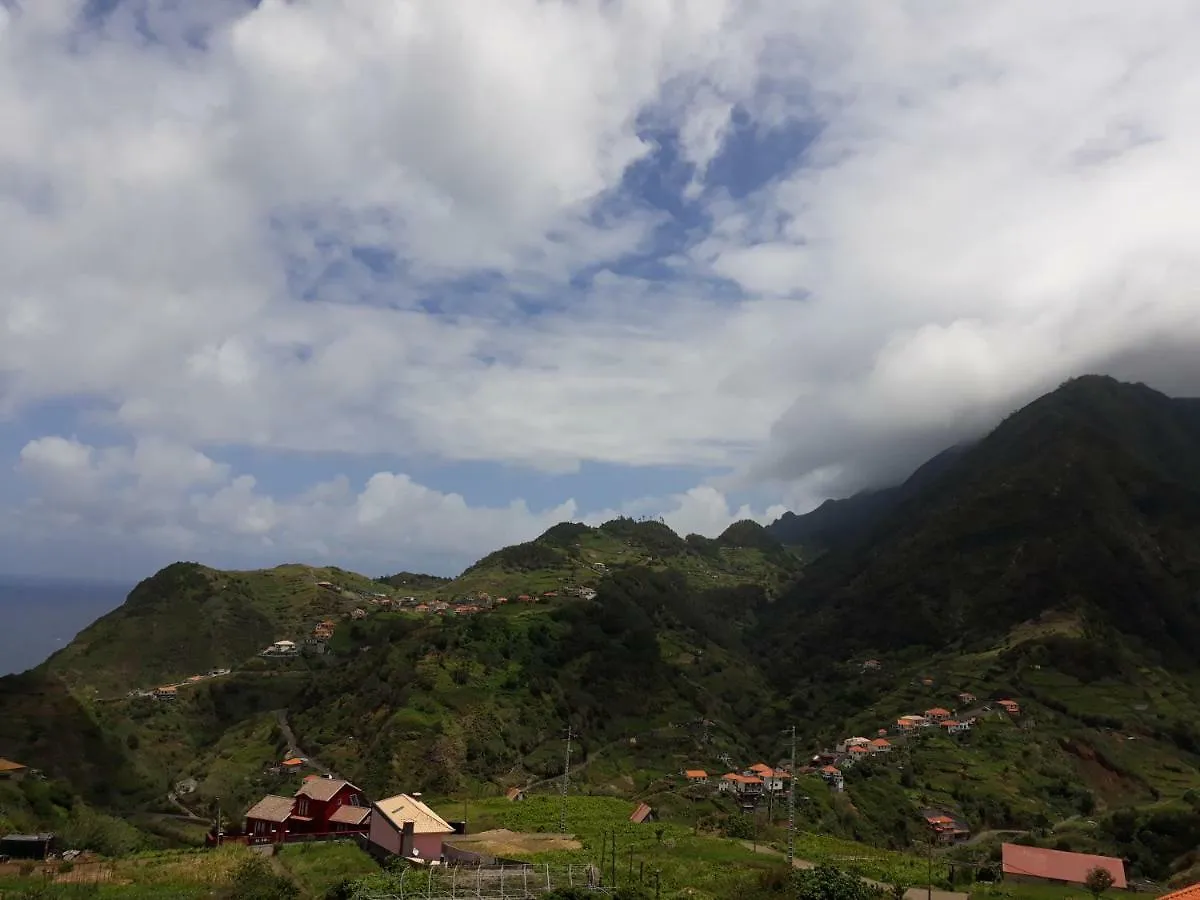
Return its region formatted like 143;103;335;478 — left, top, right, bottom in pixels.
679;762;793;807
800;694;1021;795
126;668;232;702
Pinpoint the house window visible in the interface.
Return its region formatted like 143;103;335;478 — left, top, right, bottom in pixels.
298;798;309;816
348;794;361;807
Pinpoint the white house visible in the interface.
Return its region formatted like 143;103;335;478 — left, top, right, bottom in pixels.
836;736;871;753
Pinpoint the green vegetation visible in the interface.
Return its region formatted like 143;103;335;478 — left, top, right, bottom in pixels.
0;843;375;900
10;376;1200;890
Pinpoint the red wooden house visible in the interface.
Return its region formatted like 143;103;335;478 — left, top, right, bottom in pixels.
292;777;369;834
242;777;370;843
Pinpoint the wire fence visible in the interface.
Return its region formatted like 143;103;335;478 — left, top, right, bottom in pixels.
362;863;611;899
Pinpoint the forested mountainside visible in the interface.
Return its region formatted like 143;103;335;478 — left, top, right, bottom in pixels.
7;376;1200;880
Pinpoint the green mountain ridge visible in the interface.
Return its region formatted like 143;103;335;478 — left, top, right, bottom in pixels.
7;375;1200;882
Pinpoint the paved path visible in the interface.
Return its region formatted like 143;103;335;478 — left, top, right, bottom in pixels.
274;709;336;778
738;841;968;900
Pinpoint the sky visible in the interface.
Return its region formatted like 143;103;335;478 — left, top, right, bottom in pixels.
2;0;1200;580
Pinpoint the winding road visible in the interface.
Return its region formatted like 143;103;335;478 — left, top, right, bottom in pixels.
274;709;337;778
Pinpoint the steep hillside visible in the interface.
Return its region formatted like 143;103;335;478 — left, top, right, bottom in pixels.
43;562;392;694
272;566;780;804
763;376;1200;666
764;445;970;554
752;376;1200;877
11;376;1200;880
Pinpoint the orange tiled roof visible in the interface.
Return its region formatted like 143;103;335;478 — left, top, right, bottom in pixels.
685;770;708;778
1158;882;1200;900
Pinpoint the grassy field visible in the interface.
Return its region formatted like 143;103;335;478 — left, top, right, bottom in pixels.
407;794;954;899
0;841;377;899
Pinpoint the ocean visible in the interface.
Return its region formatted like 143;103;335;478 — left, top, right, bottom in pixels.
0;576;131;676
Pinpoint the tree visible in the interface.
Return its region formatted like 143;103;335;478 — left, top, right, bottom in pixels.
792;865;884;900
1085;866;1115;900
223;856;299;900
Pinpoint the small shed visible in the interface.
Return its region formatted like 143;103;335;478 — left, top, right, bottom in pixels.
0;833;55;860
629;803;655;824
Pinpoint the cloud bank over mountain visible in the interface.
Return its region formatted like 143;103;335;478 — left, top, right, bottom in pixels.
2;0;1199;575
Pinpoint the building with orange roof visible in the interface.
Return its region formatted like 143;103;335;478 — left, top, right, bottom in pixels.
1156;881;1200;900
925;707;951;720
1001;843;1125;888
684;770;708;783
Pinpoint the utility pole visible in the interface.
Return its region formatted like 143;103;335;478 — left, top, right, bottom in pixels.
787;725;797;867
559;727;573;834
927;839;933;900
215;797;222;847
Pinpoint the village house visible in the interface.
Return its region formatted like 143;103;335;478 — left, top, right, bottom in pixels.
861;659;881;671
819;765;844;791
495;597;509;605
940;720;971;735
244;777;370;843
837;736;872;753
350;608;367;620
958;692;977;705
895;715;925;732
1154;881;1200;900
747;764;790;793
505;787;525;802
293;777;369;833
261;640;298;657
154;685;178;701
453;605;482;615
517;595;535;603
684;770;709;784
926;813;970;844
0;758;29;781
369;794;455;863
924;708;952;721
998;699;1021;716
846;746;871;762
719;773;764;796
314;620;336;639
1001;843;1125;889
869;738;892;753
244;795;296;843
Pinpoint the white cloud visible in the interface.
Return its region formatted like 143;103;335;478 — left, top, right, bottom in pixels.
11;435;782;575
3;0;1200;568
